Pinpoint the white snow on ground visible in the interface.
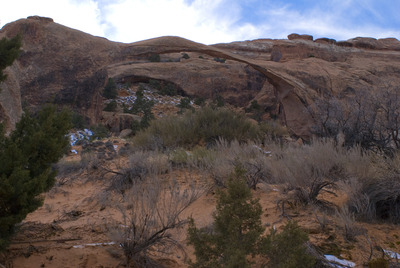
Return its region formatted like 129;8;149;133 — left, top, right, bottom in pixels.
384;249;400;259
252;145;272;155
115;87;189;109
324;255;355;267
69;129;93;146
72;242;116;249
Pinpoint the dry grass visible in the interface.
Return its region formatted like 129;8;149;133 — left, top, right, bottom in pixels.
108;150;170;193
267;139;347;205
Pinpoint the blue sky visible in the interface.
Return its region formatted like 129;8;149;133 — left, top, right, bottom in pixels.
1;0;399;44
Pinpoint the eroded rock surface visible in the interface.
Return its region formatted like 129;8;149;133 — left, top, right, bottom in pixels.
1;18;400;138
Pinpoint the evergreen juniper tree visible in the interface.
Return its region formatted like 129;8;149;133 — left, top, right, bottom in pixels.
103;78;118;99
0;105;72;251
0;35;22;84
187;167;265;268
187;166;316;268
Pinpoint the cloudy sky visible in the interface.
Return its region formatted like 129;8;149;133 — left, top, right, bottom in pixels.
1;0;399;44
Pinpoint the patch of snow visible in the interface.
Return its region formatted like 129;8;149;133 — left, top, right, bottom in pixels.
252;145;272;155
68;129;93;146
73;242;115;249
324;255;355;267
71;149;78;154
113;145;118;151
384;249;400;259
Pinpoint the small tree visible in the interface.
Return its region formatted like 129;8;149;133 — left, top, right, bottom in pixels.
103;100;118;112
0;35;22;83
187;167;316;268
103;78;118;99
0;105;72;251
177;97;194;114
127;88;155;129
187;167;265;267
260;221;316;268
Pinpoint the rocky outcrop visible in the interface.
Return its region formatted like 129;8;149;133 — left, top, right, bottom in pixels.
1;17;400;138
0;16;123;127
287;33;313;41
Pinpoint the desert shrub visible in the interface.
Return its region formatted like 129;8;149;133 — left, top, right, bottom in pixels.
90;124;109;140
110;176;200;267
245;100;264;121
71;112;89;129
103;78;118;99
148;79;161;90
103;100;118;112
80;151;102;172
170;148;191;166
351;176;400;223
213;57;226;63
55;158;84;177
192;108;261;144
335;206;365;241
159;83;178;96
260;120;289;141
182;53;190;59
194;97;205;107
345;152;400;223
170;147;216;170
177;97;193;114
205;139;270;189
260;221;316;268
109;150;170;193
213;94;225;107
268;139;347;205
189;146;216;168
187;167;265;268
133;107;263;150
368;258;389;268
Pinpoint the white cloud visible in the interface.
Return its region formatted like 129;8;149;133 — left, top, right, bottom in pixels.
0;0;105;37
0;0;398;44
101;0;253;44
253;0;399;41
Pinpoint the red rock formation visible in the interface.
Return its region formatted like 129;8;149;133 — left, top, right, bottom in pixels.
1;17;400;138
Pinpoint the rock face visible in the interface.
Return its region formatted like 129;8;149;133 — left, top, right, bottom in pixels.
1;17;400;138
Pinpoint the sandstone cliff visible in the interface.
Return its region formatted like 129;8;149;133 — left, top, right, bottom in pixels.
1;16;400;138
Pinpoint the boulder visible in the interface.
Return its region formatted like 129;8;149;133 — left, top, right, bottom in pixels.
288;33;313;41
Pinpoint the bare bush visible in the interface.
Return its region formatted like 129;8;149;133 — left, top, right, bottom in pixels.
309;87;400;154
359;176;400;223
109;176;202;267
204;139;271;189
339;178;371;220
80;151;103;172
313;208;332;232
345;153;400;223
54;158;84;177
268;139;346;205
335;206;365;241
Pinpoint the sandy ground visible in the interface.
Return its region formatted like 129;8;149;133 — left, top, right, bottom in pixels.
3;143;400;268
